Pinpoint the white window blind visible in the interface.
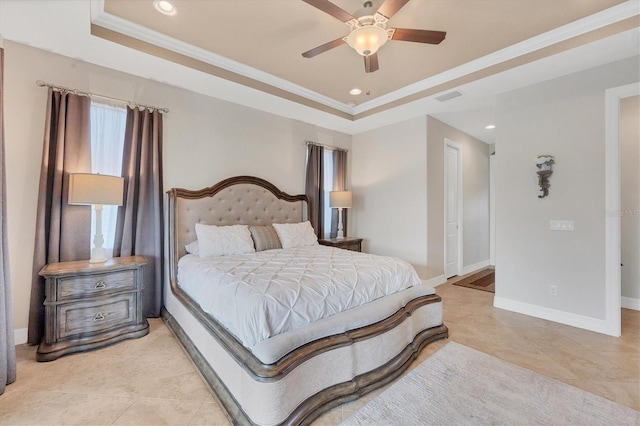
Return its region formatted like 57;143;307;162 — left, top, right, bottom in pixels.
89;101;127;258
322;149;334;237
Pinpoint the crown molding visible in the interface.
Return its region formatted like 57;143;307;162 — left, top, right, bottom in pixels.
89;0;356;116
352;0;640;114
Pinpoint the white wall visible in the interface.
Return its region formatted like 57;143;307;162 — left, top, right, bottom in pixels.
620;95;639;306
350;115;490;281
3;42;351;340
494;56;640;325
351;117;428;277
426;116;491;278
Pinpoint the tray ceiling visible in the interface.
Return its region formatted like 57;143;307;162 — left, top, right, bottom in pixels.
96;0;631;117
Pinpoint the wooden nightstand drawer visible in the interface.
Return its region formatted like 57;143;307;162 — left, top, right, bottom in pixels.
318;237;363;252
57;270;135;300
335;240;361;252
57;293;136;340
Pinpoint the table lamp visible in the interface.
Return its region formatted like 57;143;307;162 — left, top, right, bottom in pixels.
329;191;352;239
68;173;124;263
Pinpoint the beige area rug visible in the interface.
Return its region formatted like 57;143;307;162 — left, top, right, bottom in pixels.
453;267;495;293
342;342;639;425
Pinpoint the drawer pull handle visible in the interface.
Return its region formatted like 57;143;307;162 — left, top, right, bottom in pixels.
94;312;105;321
94;281;106;289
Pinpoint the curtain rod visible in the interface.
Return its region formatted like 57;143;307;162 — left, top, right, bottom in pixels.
36;80;169;113
305;140;348;152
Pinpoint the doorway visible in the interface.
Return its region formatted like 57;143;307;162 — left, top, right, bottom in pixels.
490;151;496;266
604;82;640;337
444;139;462;278
620;95;639;313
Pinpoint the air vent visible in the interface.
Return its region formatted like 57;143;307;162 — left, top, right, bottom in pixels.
435;90;463;102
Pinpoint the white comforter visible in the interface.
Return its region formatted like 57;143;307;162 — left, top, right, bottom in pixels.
177;245;422;348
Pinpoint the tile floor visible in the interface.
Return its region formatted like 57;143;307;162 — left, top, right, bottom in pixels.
1;277;638;425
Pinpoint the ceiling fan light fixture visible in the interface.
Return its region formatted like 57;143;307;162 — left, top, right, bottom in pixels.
153;0;177;16
346;25;388;56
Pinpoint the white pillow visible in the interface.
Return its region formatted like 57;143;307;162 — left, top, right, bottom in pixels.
272;221;318;249
194;223;255;257
185;240;199;255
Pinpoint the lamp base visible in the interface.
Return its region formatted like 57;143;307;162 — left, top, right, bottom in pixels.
336;207;345;240
90;245;107;263
90;205;108;263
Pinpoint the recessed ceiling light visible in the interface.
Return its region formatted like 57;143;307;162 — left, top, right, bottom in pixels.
349;88;362;96
153;0;177;16
485;124;496;130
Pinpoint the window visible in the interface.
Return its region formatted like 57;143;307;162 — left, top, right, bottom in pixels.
306;144;347;239
322;149;335;237
89;101;127;257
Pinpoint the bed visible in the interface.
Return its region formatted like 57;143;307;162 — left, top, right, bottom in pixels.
164;175;448;425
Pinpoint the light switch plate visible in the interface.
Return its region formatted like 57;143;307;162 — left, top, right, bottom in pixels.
550;220;574;231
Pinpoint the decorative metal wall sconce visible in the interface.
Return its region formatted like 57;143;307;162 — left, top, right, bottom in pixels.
536;155;554;198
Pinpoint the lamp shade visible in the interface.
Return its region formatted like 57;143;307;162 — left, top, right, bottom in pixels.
68;173;124;206
329;191;352;209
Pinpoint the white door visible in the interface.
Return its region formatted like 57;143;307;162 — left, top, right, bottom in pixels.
490;153;496;265
445;143;461;278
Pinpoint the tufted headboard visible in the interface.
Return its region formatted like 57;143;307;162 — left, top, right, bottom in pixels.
167;176;309;285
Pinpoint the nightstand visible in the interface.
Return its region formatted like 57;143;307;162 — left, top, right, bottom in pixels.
37;256;149;362
318;237;363;252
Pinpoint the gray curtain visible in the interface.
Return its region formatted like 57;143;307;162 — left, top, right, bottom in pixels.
305;144;324;238
330;149;348;238
0;47;16;395
114;107;163;317
28;90;92;345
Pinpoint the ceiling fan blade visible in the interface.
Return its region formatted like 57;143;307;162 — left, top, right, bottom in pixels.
302;0;356;23
376;0;409;20
364;53;379;73
391;28;446;44
302;37;346;58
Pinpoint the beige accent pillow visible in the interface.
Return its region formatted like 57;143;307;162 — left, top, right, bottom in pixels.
249;225;282;252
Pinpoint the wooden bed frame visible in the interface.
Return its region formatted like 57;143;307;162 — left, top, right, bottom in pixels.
164;176;448;425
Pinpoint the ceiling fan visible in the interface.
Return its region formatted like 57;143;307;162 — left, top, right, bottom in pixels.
301;0;446;73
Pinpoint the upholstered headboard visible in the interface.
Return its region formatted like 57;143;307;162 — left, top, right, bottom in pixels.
167;176;308;281
165;175;310;377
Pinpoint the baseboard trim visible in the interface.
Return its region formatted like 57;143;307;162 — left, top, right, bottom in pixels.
461;260;490;276
14;328;27;345
621;296;640;311
423;275;447;287
493;296;618;337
